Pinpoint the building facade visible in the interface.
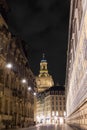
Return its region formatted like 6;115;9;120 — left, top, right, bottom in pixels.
0;3;36;129
36;54;54;93
36;85;66;124
66;0;87;129
34;54;54;122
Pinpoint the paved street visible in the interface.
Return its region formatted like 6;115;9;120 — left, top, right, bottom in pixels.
28;124;81;130
7;124;81;130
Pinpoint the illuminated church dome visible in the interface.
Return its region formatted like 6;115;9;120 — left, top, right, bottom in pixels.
36;54;54;92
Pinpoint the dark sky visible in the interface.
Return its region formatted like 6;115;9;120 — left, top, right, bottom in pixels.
6;0;70;85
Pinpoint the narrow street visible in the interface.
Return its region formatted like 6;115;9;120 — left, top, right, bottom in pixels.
28;124;81;130
5;124;81;130
0;1;87;130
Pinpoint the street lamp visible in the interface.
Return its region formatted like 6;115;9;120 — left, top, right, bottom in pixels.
34;92;36;96
28;86;31;91
21;79;27;84
6;63;12;69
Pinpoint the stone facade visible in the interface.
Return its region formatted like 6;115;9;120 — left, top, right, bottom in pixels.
0;15;36;129
66;0;87;129
36;86;66;124
35;54;54;123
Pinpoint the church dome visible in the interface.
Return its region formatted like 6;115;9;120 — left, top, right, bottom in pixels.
36;54;54;92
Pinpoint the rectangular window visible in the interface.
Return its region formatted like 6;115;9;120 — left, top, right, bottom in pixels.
60;102;61;105
52;101;54;105
5;74;9;88
5;100;8;114
60;97;61;100
10;101;12;115
0;69;4;83
52;107;54;110
56;111;58;116
56;107;58;110
0;97;2;113
52;111;55;116
60;107;62;110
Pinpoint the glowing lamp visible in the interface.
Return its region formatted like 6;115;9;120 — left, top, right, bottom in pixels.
28;86;31;91
6;63;12;69
22;79;27;83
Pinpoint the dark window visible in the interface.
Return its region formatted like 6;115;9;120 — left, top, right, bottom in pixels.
0;97;2;113
52;107;54;110
60;102;61;105
59;97;61;100
63;97;65;100
0;69;4;83
5;74;9;88
52;102;54;105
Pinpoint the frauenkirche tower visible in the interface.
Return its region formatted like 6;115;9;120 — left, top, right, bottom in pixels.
36;54;54;92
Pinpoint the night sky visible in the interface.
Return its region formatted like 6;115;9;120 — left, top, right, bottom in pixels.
6;0;70;85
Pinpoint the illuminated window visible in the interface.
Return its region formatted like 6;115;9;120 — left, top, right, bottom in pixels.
64;111;66;116
52;111;55;116
56;111;58;116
